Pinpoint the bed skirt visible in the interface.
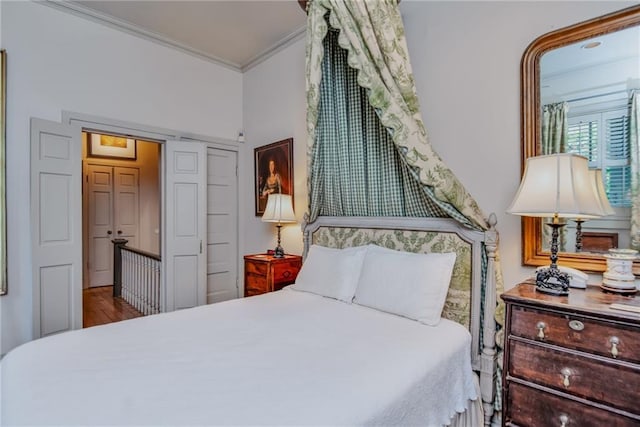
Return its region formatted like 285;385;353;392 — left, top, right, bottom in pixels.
450;376;484;427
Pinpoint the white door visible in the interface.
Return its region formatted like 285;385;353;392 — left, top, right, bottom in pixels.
114;167;139;248
87;165;139;287
164;140;207;311
31;118;82;338
87;165;114;287
207;148;239;303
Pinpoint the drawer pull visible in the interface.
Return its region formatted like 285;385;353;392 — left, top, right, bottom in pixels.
610;336;620;358
559;414;569;427
568;320;584;331
561;368;571;388
283;270;291;278
536;321;546;339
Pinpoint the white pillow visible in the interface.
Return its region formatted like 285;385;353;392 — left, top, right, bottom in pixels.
290;245;368;303
354;245;456;325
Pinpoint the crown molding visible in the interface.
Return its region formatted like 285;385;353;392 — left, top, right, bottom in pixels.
40;0;307;73
241;25;306;72
39;0;242;71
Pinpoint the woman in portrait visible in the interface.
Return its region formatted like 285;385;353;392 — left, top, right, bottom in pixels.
261;158;282;197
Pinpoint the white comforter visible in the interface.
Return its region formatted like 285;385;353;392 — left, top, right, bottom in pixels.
1;288;478;426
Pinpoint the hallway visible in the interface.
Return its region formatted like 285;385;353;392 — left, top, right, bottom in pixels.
83;286;143;328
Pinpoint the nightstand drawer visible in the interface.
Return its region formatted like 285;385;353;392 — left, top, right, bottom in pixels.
508;339;640;414
245;275;268;295
273;261;300;285
507;382;639;427
510;305;640;364
246;261;268;276
245;288;263;297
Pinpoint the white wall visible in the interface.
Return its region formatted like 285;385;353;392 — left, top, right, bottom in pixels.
0;1;243;355
402;0;637;289
242;40;307;258
242;1;638;293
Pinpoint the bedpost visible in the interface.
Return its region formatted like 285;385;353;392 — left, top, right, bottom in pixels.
481;213;498;426
301;212;310;260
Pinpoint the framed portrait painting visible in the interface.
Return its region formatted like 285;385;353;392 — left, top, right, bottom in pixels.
254;138;293;216
88;133;137;160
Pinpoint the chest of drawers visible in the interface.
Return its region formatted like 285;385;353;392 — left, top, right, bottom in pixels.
244;254;302;297
501;282;640;427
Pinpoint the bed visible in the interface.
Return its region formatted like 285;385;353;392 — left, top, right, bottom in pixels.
1;215;498;426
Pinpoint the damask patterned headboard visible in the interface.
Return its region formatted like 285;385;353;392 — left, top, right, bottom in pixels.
302;216;499;426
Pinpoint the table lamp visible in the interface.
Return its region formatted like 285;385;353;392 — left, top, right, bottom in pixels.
508;154;605;295
262;194;296;258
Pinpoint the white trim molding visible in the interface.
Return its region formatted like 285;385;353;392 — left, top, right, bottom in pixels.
39;0;306;73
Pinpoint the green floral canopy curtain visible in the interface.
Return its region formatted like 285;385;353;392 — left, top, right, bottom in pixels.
305;0;487;229
304;0;504;422
311;26;451;218
542;102;568;155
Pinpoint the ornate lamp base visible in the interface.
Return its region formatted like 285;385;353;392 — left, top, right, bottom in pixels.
574;219;585;252
538;220;569;296
535;267;570;296
274;244;285;258
273;224;285;258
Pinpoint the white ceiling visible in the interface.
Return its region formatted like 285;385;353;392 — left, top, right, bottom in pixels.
64;0;307;71
540;26;640;101
541;26;640;77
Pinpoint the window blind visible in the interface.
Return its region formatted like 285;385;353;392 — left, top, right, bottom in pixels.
567;119;598;162
567;108;631;207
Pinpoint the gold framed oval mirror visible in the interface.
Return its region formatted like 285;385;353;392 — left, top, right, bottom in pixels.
521;4;640;272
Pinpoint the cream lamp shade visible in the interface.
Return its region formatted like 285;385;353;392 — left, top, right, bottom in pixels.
507;153;605;219
589;169;615;216
262;194;296;224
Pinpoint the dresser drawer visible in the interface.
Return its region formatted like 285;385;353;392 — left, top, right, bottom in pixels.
508;339;640;414
510;305;640;364
272;261;300;286
507;382;639;427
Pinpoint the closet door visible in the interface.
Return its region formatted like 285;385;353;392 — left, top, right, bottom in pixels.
164;140;207;311
207;148;238;303
31;118;82;338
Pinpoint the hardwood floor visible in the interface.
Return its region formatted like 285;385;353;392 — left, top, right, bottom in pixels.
83;286;143;328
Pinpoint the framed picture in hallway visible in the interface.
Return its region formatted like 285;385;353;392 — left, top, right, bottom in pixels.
88;133;137;160
254;138;293;216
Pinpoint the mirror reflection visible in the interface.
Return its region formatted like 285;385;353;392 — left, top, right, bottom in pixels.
538;24;640;255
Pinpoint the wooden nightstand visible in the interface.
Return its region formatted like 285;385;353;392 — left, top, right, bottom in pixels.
501;282;640;426
243;254;302;297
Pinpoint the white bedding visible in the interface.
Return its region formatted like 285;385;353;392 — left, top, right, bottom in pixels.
1;288;479;426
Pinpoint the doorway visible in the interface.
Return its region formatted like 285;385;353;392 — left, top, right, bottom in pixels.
82;132;161;290
31;115;240;338
81;131;161;326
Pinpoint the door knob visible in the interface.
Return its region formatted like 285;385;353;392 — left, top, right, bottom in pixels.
107;230;112;235
117;230;122;235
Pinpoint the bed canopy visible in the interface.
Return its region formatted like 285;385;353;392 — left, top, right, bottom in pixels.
301;0;505;424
